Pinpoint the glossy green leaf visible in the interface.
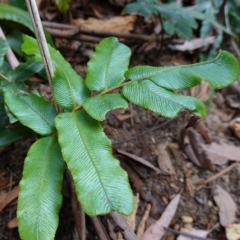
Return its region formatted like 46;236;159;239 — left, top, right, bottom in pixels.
4;92;57;135
18;136;65;240
85;37;131;92
0;125;35;147
125;51;240;90
0;4;54;47
6;60;44;82
9;0;27;10
22;35;90;110
0;37;8;67
122;80;206;118
55;110;134;216
83;94;129;121
7;30;24;57
55;0;71;13
0;3;34;32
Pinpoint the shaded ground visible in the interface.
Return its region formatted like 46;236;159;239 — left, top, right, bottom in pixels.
0;1;240;239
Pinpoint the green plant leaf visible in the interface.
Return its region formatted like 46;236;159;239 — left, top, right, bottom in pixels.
55;110;134;216
83;94;129;121
22;35;90;110
0;125;35;147
122;0;158;18
4;92;57;135
9;0;27;10
85;37;131;92
6;60;44;82
17;136;65;240
125;50;240;90
123;80;206;118
55;0;71;13
7;30;24;57
0;3;55;47
0;3;34;32
0;37;8;67
156;4;198;40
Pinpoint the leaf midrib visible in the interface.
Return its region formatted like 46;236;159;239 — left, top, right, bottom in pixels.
19;95;53;132
35;137;53;238
72;113;111;208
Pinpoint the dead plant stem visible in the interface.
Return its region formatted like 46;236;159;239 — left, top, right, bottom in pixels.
194;162;239;191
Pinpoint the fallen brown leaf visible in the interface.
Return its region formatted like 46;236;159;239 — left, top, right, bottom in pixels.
125;193;139;231
117;149;163;174
0;186;19;211
187;129;214;171
155;144;175;175
137;203;151;239
213;185;237;227
202;142;240;165
7;217;18;228
226;223;240;240
141;194;181;240
72;15;137;33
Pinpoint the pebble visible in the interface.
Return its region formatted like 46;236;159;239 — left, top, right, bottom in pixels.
181;216;193;224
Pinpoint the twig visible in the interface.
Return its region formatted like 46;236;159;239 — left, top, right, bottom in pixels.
26;0;54;85
0;27;19;69
91;217;110;240
194;162;239;191
110;212;139;240
163;227;215;240
42;21;155;41
66;170;86;240
113;118;175;145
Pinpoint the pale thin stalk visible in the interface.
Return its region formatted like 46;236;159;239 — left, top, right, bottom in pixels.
0;27;19;69
25;0;54;86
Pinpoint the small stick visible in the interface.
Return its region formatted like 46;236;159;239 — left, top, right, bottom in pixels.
194;162;239;191
26;0;54;85
110;212;139;240
91;217;110;240
66;170;86;240
0;27;19;69
163;227;215;240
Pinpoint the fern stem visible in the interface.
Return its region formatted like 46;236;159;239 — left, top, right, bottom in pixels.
73;81;131;112
0;73;11;82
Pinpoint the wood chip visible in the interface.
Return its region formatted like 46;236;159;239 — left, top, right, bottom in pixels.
136;203;151;239
202;142;240;165
226;223;240;240
213;185;237;227
125;193;139;231
177;229;209;240
155;144;175;175
7;217;18;228
142;194;181;240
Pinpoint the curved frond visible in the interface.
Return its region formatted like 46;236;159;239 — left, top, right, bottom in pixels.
18;136;65;240
85;37;131;92
83;94;128;121
4;92;57;135
22;35;90;110
122;80;206;118
55;110;134;216
125;51;240;90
